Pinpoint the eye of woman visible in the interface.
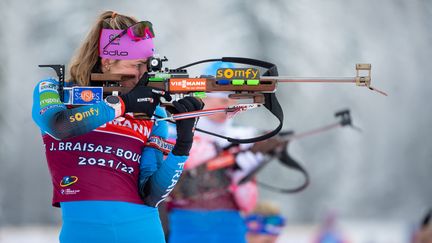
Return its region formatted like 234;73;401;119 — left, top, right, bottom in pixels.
135;61;147;69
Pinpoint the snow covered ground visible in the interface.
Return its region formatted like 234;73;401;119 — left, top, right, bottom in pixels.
0;221;410;243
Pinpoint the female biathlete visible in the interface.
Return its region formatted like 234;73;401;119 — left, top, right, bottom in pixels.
32;10;202;243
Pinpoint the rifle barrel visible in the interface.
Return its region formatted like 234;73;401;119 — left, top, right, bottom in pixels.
261;76;356;83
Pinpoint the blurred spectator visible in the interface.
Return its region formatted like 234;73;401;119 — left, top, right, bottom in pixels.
313;211;349;243
245;201;286;243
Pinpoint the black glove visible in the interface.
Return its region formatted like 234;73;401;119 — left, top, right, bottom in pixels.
120;74;171;117
170;96;204;156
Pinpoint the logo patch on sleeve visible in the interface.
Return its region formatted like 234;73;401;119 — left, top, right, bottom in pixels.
39;81;58;92
40;92;62;108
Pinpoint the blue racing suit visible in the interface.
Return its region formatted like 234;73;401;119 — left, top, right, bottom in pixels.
32;78;186;243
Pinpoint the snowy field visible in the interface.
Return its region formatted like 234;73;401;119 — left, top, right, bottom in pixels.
0;221;410;243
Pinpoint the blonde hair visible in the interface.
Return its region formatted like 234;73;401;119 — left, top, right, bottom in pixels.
68;10;138;86
252;201;281;216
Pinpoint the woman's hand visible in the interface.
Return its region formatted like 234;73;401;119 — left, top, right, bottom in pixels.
170;97;204;156
119;72;171;117
120;85;161;116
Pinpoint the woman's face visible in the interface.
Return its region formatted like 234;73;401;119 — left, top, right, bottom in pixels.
102;58;148;92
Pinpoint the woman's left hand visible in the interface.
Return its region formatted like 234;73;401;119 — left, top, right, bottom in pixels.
170;97;204;156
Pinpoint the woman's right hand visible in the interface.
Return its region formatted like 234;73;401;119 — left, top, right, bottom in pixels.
170;97;204;156
120;84;164;117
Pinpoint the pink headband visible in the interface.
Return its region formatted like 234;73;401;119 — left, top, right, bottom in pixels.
99;29;154;60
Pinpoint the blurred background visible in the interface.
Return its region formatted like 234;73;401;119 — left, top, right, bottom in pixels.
0;0;431;242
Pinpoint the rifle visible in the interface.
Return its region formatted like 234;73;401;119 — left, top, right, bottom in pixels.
39;56;385;143
239;109;360;193
202;109;358;193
